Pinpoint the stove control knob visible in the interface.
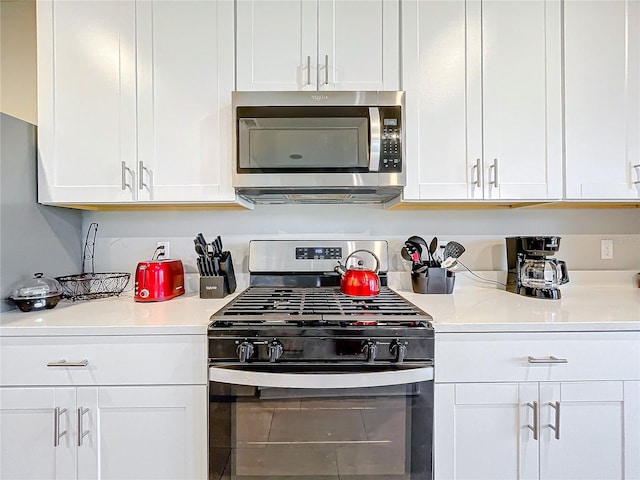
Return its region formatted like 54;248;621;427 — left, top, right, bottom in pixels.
362;341;378;364
268;340;283;363
390;340;407;364
237;341;254;363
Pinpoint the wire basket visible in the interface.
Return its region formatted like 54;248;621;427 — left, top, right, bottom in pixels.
56;223;131;301
57;272;130;301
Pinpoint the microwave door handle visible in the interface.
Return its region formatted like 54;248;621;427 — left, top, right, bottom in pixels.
369;107;381;172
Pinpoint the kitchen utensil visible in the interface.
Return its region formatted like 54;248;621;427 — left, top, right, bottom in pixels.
56;223;130;301
7;273;64;312
404;241;422;263
443;241;466;260
401;246;414;262
428;237;438;266
334;249;381;297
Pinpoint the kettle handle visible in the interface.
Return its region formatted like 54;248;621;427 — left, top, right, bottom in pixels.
344;249;381;274
557;260;570;285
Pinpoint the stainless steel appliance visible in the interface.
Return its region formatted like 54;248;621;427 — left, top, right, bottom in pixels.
506;236;570;300
232;91;405;204
208;240;434;480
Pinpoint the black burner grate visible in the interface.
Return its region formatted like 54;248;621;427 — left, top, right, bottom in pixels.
219;286;424;317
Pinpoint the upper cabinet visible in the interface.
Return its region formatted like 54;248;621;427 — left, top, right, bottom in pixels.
235;0;400;91
37;0;236;205
564;0;640;200
402;0;563;201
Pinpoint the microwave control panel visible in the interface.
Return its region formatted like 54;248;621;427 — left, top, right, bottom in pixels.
379;106;402;172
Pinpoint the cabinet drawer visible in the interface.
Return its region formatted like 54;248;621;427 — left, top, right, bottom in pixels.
435;331;640;383
0;335;206;386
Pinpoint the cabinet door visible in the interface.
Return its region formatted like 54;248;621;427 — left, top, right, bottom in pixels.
317;0;399;91
77;386;207;480
0;387;76;480
480;0;563;200
37;0;137;204
401;0;472;200
564;0;640;199
402;0;561;201
136;0;235;202
434;383;539;480
539;382;631;480
236;0;317;90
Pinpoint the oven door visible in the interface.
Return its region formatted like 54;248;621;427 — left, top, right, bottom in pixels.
209;364;433;480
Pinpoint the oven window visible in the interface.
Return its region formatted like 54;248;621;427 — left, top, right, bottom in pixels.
209;381;432;480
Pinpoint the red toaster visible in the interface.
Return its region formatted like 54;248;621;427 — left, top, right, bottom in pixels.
134;259;185;302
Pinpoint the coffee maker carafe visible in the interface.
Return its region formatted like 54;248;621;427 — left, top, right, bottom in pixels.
506;236;569;299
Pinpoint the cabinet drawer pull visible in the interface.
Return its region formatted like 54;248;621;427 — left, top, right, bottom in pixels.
526;401;538;440
472;159;482;187
121;161;132;190
306;55;311;86
548;401;560;439
47;359;89;367
138;161;149;190
324;54;329;85
490;158;499;187
77;407;90;447
527;356;567;364
53;407;67;447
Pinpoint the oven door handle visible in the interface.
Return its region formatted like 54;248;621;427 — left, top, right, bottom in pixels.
208;365;433;389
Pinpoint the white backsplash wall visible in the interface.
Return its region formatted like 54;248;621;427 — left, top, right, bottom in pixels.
81;206;640;283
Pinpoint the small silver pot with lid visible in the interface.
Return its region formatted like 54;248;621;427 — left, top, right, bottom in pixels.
7;273;64;312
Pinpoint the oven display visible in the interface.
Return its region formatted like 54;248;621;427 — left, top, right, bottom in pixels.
296;247;342;260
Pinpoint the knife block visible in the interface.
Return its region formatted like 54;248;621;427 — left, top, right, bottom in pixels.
199;276;226;299
411;268;455;294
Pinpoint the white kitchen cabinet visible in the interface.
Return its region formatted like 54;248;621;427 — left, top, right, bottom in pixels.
37;0;236;205
402;0;563;201
564;0;640;200
434;332;640;480
235;0;399;91
0;335;208;480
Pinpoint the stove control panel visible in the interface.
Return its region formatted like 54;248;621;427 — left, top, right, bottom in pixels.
296;247;342;260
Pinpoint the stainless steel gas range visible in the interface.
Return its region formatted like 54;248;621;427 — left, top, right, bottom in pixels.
208;240;434;480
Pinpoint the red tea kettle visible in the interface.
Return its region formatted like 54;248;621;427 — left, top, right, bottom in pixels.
334;249;381;297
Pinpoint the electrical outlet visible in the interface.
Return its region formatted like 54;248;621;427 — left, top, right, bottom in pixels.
156;241;170;259
600;239;613;260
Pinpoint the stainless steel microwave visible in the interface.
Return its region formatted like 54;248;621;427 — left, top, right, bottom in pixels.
232;91;405;204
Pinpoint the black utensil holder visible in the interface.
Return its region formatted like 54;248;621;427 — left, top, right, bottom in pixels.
200;276;226;299
411;268;455;294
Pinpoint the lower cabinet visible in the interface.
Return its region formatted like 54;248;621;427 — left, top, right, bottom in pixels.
0;385;207;480
0;334;208;480
434;331;640;480
435;381;640;480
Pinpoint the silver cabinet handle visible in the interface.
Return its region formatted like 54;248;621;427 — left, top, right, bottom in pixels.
528;356;568;364
548;401;560;439
306;55;311;86
121;161;133;190
633;163;640;184
490;158;499;187
526;401;538;440
324;54;329;85
53;407;67;447
47;359;89;367
77;407;90;447
138;161;149;190
472;159;482;187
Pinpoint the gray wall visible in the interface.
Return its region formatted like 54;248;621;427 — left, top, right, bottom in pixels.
0;113;82;311
83;206;640;283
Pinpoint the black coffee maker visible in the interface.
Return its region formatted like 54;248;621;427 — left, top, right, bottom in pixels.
506;236;569;299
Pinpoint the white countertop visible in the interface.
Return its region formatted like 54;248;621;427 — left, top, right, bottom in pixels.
1;271;638;336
